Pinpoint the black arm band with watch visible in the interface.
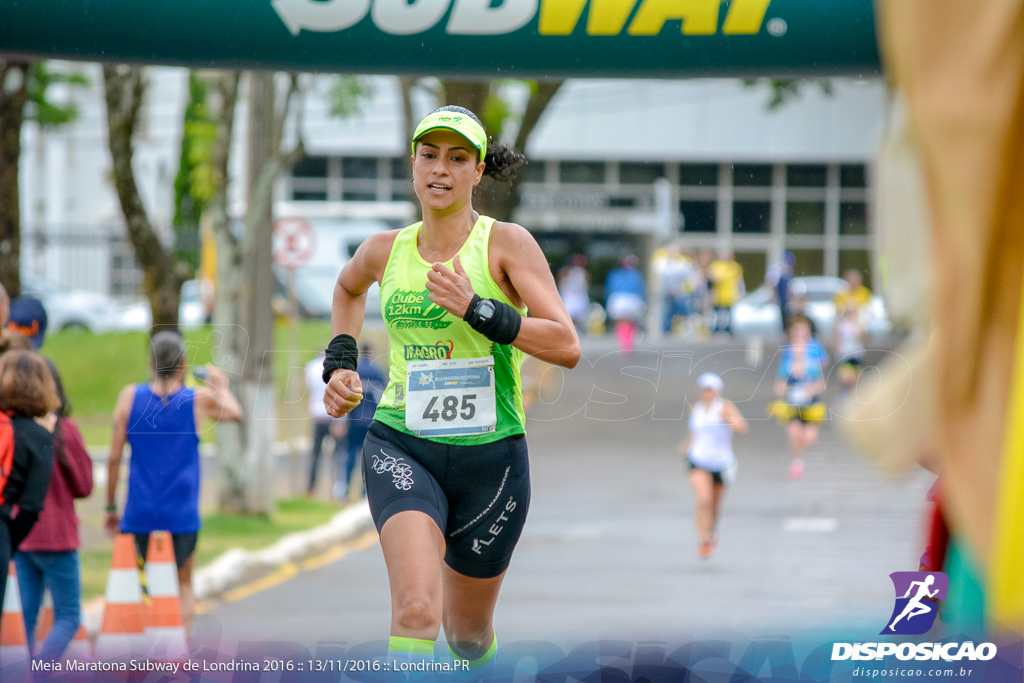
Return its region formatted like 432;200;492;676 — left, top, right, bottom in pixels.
322;333;359;384
463;294;522;345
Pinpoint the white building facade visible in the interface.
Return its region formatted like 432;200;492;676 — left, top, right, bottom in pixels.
18;68;885;300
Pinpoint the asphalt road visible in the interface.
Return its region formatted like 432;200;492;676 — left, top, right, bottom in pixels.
195;336;932;655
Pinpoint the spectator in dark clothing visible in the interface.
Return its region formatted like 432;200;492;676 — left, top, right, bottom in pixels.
334;346;384;501
0;351;60;624
16;359;93;661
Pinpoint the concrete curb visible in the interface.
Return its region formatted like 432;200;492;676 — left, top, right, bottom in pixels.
193;501;372;597
82;501;374;636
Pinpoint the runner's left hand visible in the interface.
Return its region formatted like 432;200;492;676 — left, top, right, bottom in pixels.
426;255;476;318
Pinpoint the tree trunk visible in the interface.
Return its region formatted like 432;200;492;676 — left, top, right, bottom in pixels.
441;80;489;122
209;71;304;515
0;60;30;297
102;64;183;329
477;80;564;223
200;70;251;513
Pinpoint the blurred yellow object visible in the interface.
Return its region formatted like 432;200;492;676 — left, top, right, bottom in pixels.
767;401;826;426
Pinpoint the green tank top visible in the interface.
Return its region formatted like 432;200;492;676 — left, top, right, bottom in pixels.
375;215;527;444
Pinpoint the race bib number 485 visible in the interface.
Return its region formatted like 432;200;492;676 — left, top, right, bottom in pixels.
406;357;496;437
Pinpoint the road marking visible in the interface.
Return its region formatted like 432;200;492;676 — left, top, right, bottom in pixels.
221;563;300;604
782;517;838;533
196;529;379;613
301;530;379;571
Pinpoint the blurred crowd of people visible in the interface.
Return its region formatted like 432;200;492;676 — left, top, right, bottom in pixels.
0;285;92;660
557;243;875;355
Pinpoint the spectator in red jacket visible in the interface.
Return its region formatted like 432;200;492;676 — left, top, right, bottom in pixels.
15;358;93;661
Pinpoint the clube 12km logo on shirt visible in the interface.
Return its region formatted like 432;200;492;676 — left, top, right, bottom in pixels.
831;572;997;662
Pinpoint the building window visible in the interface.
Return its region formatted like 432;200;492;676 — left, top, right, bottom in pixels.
619;162;664;184
518;159;545;182
733;201;770;233
733;251;766;294
785;201;825;235
789;248;825;277
342;156;378;180
679;200;717;232
841;164;867;188
786;164;827;187
342;189;377;202
559;161;605;184
389;157;407;180
391;186;414;202
292;156;329;179
840;201;868;235
292;190;328;201
679;163;718;187
732;163;772;187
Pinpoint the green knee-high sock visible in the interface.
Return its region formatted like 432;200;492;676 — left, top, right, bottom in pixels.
387;637;436;681
449;633;498;671
388;636;435;659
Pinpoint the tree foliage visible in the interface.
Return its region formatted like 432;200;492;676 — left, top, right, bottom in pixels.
326;75;374;119
744;78;834;110
25;63;89;129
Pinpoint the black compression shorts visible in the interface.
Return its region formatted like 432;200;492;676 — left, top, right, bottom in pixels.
133;532;198;570
688;459;725;485
362;421;531;579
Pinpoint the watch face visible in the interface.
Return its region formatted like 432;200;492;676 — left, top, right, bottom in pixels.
477;299;496;322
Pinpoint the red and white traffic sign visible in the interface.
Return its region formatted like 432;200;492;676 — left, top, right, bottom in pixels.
273;217;315;269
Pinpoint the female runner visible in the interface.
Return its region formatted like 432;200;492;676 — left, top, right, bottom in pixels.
678;373;748;559
323;106;580;670
772;316;828;478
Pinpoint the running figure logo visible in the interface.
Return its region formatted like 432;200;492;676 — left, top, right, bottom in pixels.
881;571;948;635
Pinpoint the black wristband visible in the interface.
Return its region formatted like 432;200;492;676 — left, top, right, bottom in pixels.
462;294;483;322
322;334;359;384
463;296;522;345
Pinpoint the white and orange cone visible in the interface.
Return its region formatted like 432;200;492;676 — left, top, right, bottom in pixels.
143;531;188;660
33;591;93;662
0;562;30;675
94;534;146;661
64;623;93;662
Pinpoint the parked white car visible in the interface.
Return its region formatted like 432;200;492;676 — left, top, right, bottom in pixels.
21;273;125;333
115;279;210;331
731;276;892;342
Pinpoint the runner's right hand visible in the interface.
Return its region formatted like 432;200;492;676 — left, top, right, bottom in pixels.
325;368;363;418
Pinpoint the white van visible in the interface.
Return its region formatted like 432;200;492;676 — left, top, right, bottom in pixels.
275;216;395;318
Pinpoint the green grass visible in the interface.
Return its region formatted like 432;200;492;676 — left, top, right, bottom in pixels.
48;319;391;600
79;498;344;601
44;320;391;447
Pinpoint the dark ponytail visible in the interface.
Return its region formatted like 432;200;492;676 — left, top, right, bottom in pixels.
483;141;527;183
429;105;528;183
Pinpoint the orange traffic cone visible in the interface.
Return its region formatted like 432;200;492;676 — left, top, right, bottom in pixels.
144;531;188;660
32;591;93;661
0;562;30;671
64;624;92;662
33;588;54;651
95;534;146;661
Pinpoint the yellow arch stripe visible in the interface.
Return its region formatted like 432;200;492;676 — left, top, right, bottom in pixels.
991;276;1024;632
